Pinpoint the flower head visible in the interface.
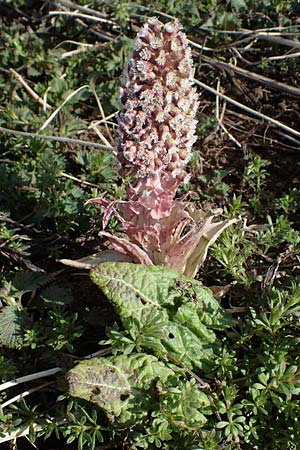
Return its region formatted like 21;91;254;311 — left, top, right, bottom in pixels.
117;17;198;194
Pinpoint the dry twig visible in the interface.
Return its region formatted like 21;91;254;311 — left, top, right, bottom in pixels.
193;79;300;142
0;126;112;150
49;10;114;25
199;55;300;97
55;0;114;22
60;171;100;188
0;368;63;393
10;68;52;111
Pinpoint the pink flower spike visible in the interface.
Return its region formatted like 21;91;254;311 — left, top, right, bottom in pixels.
89;18;236;278
117;18;198;187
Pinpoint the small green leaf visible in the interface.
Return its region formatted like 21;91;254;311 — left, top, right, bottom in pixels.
216;421;229;428
12;271;53;294
0;305;29;348
230;0;247;11
40;285;74;305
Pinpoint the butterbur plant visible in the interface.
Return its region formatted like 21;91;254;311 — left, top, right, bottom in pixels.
67;21;238;447
89;18;236;278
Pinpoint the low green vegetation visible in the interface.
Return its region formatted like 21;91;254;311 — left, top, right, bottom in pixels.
1;1;300;449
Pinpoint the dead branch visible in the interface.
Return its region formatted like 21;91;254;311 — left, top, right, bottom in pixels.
193;79;300;142
0;126;112;150
199;55;300;97
10;68;52;110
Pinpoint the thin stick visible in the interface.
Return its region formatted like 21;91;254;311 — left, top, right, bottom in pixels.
0;368;63;392
91;125;113;148
56;0;114;23
0;425;41;444
226;111;300;149
88;111;119;128
193;79;300;141
82;348;112;359
60;171;100;188
61;46;91;59
219;120;242;148
215;81;242;148
268;51;300;61
75;17;114;42
274;130;300;146
91;85;114;144
10;68;52;111
1;382;51;408
0;126;112;150
194;25;300;36
199;55;300;97
215;79;220;125
259;34;300;49
55;40;96;59
40;84;90;130
186;38;214;52
49;10;114;25
55;39;95;49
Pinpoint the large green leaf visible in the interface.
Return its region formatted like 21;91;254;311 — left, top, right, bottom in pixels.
90;262;226;317
161;322;216;371
69;262;234;426
68;352;211;429
90;262;180;315
68;353;176;423
90;262;234;371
